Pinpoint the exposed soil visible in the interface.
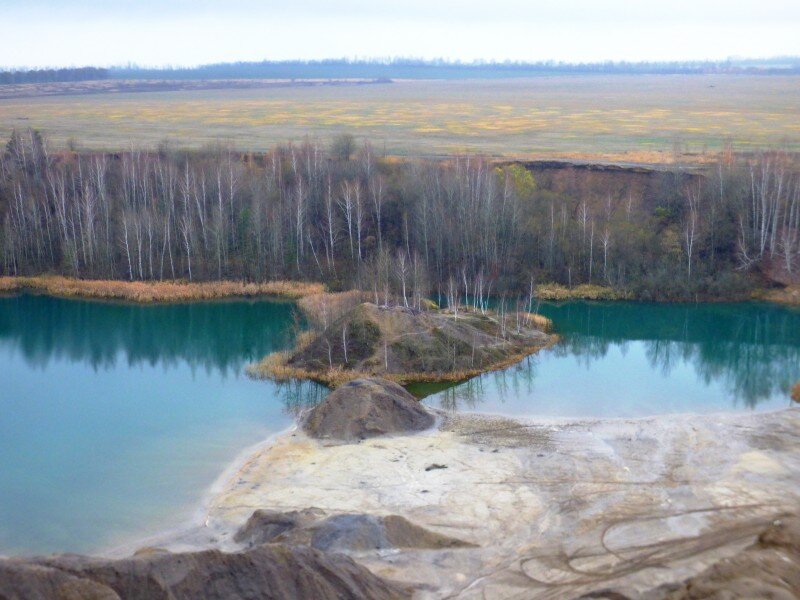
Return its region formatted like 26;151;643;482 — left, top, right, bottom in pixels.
186;408;800;598
0;543;408;600
301;377;435;441
252;302;554;386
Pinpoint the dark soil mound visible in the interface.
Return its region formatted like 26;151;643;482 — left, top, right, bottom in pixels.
234;510;474;554
302;377;434;441
234;508;323;548
309;514;475;552
286;302;552;383
0;543;408;600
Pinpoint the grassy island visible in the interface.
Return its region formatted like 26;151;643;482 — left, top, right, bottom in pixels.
248;292;555;387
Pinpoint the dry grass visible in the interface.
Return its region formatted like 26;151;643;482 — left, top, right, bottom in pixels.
2;76;798;162
758;285;800;306
0;277;19;293
246;352;354;387
792;382;800;404
0;275;324;302
520;312;554;333
297;290;370;329
535;283;627;301
247;297;559;388
247;337;559;389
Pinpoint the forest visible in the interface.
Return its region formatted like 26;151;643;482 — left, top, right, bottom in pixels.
0;67;109;85
1;130;798;301
113;58;800;80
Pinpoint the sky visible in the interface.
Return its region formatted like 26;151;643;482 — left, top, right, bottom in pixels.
1;0;799;68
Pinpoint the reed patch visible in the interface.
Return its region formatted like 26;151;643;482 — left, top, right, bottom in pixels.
0;276;324;302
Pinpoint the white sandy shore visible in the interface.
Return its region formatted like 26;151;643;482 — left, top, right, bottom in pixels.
124;404;800;598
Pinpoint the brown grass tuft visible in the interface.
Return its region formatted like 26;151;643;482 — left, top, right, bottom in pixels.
535;283;627;301
0;275;324;303
0;277;21;294
297;290;370;329
247;332;559;389
758;285;800;306
520;312;554;332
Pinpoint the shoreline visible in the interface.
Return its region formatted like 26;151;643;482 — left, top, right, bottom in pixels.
1;275;798;307
117;403;799;598
247;338;560;388
99;421;302;559
195;407;800;598
0;275;325;303
2;400;797;597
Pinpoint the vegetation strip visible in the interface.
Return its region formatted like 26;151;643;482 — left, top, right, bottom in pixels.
3;131;799;303
0;276;324;303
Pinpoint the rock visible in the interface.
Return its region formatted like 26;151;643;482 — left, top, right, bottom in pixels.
302;377;434;441
424;463;447;471
0;544;409;600
643;514;800;599
0;561;120;600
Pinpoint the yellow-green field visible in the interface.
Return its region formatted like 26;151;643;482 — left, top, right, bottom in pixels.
1;75;798;162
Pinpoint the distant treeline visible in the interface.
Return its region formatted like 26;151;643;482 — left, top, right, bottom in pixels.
3;59;799;84
2;130;799;301
111;58;800;81
0;67;109;85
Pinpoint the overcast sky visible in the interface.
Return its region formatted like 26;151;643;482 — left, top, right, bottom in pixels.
2;0;799;68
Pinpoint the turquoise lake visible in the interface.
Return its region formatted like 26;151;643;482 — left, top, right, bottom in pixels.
424;301;800;416
1;294;799;556
0;294;324;557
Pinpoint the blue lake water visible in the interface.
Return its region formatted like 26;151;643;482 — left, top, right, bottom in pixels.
0;294;324;556
1;294;799;556
424;301;800;417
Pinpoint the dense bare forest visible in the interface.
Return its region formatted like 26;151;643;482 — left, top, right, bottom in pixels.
1;130;798;300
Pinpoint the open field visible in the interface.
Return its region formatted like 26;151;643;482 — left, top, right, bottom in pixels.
1;75;799;161
0;78;384;100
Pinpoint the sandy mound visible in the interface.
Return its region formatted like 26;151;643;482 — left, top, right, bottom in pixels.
234;508;323;548
302;377;434;441
235;510;473;553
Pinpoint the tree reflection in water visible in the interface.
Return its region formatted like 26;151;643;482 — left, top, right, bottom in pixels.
278;379;328;417
0;293;296;377
3;294;797;415
433;301;800;413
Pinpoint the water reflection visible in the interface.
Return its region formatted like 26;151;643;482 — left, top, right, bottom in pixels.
0;292;313;555
0;293;295;377
278;379;329;417
429;301;800;416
